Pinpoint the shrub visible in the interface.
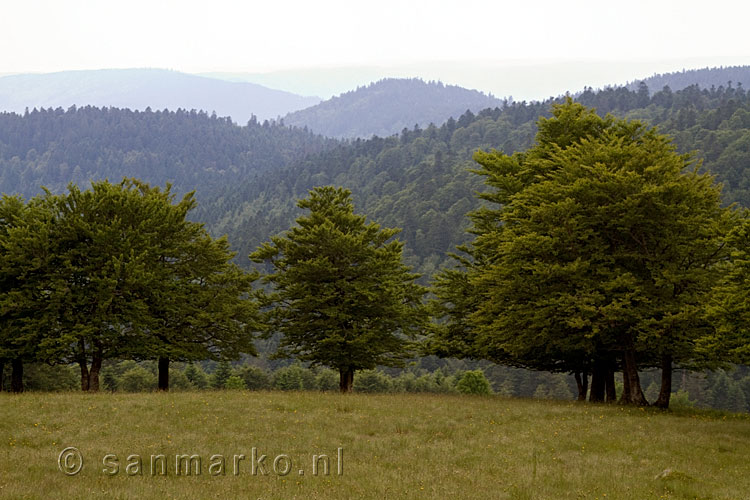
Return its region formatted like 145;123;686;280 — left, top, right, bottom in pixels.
272;364;316;391
355;370;394;393
456;370;492;395
119;366;157;392
237;365;271;390
224;375;247;390
315;368;340;391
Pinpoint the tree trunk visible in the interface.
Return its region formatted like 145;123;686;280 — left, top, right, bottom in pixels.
79;359;90;391
0;360;5;392
620;348;648;406
605;366;617;403
158;357;169;391
79;348;103;392
654;354;672;409
589;363;605;402
10;358;23;393
88;352;102;392
574;372;588;401
339;368;354;393
620;365;630;404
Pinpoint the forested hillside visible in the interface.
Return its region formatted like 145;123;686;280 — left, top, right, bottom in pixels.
0;106;336;198
199;82;750;280
283;78;505;138
1;80;749;282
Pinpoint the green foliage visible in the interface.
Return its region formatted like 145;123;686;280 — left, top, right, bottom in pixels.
355;370;395;393
272;364;316;391
251;186;427;389
224;375;247;390
169;368;193;391
210;360;233;389
235;365;271;391
455;370;492;395
184;363;208;389
432;99;737;407
118;366;157;392
21;364;78;392
314;368;340;391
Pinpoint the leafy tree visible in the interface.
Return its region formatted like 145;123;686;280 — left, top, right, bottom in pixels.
0;195;56;392
432;99;736;408
704;214;750;363
251;186;427;392
32;179;258;391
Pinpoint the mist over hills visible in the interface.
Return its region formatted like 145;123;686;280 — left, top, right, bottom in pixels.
0;69;321;123
282;78;506;138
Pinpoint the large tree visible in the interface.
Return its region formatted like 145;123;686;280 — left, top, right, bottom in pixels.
431;99;736;407
0;195;55;392
37;179;257;391
251;186;426;392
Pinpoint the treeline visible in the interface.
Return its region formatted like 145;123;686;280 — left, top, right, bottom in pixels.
0;105;336;198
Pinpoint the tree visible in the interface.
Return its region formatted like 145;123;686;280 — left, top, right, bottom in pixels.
704;213;750;364
36;179;257;391
0;195;55;392
251;186;426;392
431;99;736;408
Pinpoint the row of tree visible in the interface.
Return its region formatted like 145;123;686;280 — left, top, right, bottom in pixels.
0;179;256;392
2;101;749;409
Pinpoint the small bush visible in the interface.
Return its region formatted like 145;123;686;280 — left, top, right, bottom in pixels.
273;364;316;391
456;370;492;395
237;365;271;390
224;375;247;390
355;370;394;393
315;368;340;391
119;366;157;392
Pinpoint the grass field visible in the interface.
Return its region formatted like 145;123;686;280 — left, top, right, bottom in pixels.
1;391;749;499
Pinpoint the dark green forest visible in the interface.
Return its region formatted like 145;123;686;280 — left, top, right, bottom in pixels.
199;81;750;282
2;76;750;411
0;105;335;198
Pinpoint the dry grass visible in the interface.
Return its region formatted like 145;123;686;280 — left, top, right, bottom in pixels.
1;391;749;499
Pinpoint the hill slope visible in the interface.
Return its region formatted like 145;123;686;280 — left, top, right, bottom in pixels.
0;106;336;199
283;78;505;138
0;69;321;122
199;83;750;280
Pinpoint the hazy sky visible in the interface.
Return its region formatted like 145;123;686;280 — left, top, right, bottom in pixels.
2;0;749;99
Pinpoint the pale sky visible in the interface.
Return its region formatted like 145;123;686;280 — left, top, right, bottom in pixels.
2;0;749;99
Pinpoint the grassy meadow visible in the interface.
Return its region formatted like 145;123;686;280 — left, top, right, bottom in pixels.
1;391;749;499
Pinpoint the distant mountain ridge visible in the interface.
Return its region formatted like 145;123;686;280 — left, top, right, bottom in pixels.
0;69;321;123
283;78;506;138
627;65;750;93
